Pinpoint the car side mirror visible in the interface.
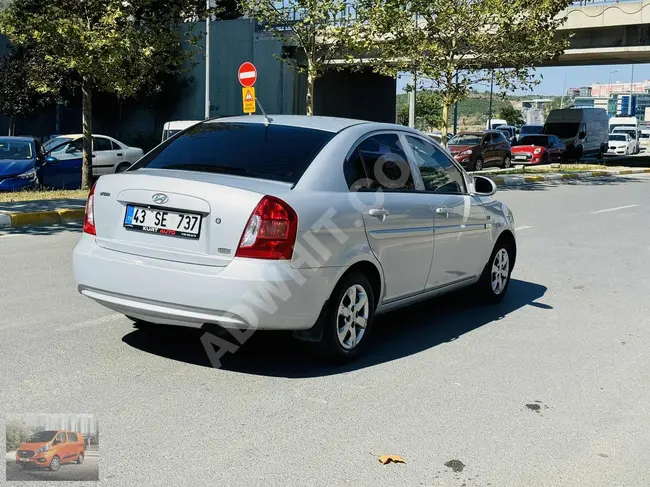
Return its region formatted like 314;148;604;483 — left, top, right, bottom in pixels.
44;155;58;165
472;175;497;196
579;131;586;139
52;439;59;446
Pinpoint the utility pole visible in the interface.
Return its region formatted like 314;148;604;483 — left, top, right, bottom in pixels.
204;0;211;119
629;64;635;117
560;67;568;109
453;73;459;135
487;70;494;128
408;72;417;128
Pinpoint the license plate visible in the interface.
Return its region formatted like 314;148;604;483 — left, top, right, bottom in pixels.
18;458;28;462
514;155;527;160
124;205;201;239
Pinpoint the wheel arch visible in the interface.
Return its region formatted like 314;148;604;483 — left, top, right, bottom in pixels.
496;229;517;269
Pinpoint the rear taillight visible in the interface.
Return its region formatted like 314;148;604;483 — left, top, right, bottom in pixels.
83;183;96;235
236;196;298;260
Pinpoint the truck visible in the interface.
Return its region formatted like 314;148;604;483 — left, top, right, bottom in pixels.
543;108;609;162
486;118;508;130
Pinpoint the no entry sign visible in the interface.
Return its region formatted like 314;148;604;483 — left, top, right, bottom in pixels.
238;62;257;87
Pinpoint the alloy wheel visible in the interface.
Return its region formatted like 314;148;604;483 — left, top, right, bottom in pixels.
336;284;370;350
491;248;510;295
503;156;512;168
475;158;483;171
50;456;60;471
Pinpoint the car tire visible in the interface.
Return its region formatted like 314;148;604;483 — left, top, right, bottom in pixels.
77;452;84;464
50;455;60;472
542;154;549;165
311;272;376;363
115;162;131;173
502;155;512;169
474;157;484;172
476;240;514;304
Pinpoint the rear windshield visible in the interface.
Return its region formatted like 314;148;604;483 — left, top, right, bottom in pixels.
517;135;549;146
133;122;335;183
520;125;543;135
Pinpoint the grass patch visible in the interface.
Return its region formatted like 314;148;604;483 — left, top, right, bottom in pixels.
0;188;89;203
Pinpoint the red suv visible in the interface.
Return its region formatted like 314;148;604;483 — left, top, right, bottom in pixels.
447;131;512;171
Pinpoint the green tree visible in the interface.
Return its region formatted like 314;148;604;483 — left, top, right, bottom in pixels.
6;420;34;451
498;105;525;126
241;0;359;116
358;0;571;145
396;88;443;130
0;0;210;189
0;47;55;135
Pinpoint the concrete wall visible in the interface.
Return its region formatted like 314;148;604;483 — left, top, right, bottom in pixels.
559;0;650;30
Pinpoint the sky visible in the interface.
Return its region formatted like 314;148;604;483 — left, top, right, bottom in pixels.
396;64;650;96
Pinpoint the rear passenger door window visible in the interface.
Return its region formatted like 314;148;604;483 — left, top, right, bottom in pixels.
69;432;78;442
345;133;415;192
404;135;466;194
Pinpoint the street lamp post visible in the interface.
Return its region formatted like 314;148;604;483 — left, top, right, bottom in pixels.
608;69;619;115
487;70;494;128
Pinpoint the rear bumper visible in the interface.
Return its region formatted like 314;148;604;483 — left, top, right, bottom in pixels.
73;234;341;330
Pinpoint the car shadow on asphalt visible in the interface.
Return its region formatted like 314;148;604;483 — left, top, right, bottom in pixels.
121;279;550;377
496;175;646;192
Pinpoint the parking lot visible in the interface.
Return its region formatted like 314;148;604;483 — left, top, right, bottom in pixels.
1;174;650;486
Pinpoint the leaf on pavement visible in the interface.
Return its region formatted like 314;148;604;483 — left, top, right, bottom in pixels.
378;455;405;465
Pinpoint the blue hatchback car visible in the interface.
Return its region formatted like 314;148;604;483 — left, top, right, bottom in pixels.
0;136;82;191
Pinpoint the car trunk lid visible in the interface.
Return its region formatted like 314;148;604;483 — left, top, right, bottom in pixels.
92;169;292;267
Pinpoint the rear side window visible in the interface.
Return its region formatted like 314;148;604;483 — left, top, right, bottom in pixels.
68;432;78;442
131;122;335;184
346;133;415;192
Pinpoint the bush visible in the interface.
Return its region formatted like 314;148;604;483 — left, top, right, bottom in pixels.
5;420;37;451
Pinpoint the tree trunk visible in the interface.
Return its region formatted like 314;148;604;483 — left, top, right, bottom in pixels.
440;103;449;147
306;64;315;116
81;78;93;190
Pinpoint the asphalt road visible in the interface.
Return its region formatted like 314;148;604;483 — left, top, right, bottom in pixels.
5;457;99;481
2;175;650;486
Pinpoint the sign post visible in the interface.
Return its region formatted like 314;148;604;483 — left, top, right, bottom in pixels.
238;62;257;115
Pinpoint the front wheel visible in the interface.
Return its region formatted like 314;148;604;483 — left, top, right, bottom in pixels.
502;155;512;169
476;241;514;304
474;157;484;172
312;272;375;363
49;455;60;472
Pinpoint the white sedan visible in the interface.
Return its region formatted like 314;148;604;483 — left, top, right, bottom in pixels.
43;134;144;176
73;116;517;363
606;133;634;156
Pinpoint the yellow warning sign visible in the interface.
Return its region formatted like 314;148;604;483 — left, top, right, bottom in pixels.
242;87;256;114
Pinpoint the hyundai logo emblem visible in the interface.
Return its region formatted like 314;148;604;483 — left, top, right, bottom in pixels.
152;193;169;204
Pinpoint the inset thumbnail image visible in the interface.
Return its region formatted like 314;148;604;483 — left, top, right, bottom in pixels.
5;413;98;482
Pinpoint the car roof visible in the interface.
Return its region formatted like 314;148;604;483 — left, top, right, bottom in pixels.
458;131;484;136
207;115;370;133
0;136;35;142
55;134;112;138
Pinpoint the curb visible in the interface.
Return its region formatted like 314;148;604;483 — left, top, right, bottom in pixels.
0;208;85;229
487;168;650;187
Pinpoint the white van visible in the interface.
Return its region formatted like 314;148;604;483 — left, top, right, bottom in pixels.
486;118;508;130
542;108;609;162
162;120;202;142
639;129;650;152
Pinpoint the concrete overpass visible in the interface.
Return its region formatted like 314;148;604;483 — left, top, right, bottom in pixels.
555;0;650;65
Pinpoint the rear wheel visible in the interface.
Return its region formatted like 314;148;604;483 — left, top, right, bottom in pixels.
476;240;514;304
474;157;484;172
77;452;84;464
312;272;375;363
502;155;512;169
115;162;131;173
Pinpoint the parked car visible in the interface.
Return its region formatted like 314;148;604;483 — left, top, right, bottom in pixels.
0;136;43;191
606;133;635;156
497;125;517;145
43;134;144;176
162;120;202;142
611;126;640;154
447;131;512;171
16;430;85;471
73;116;517;363
512;135;566;164
542;108;608;162
517;124;543;141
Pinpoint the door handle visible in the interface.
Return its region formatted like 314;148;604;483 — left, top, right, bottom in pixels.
117;153;123;157
436;207;450;218
367;208;390;220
